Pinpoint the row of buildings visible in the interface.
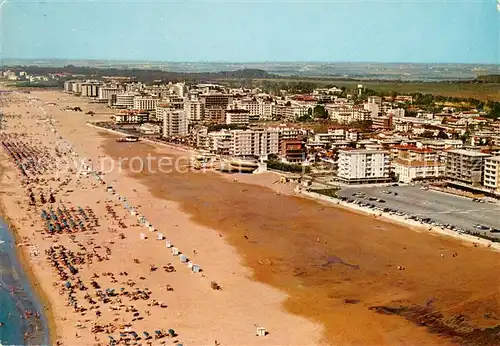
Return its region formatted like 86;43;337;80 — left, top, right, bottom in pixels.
336;146;500;195
62;79;500;195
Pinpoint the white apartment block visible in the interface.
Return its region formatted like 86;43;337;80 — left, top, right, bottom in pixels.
445;149;490;187
80;83;99;98
72;82;82;94
133;96;160;111
238;100;260;118
207;131;232;155
483;156;500;191
337;149;391;184
162;108;187;137
64;80;77;93
363;102;379;118
388;108;405;118
312;128;346;145
226;109;250;126
394;160;445;183
354;108;372;122
272;104;308;121
98;87;120;100
186;99;205;122
329;107;354;123
259;101;273;120
115;93;136;108
229;129;279;158
125;82;145;92
367;96;382;105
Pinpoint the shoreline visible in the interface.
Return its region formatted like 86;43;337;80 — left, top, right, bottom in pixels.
87;121;499;252
0;164;56;345
1;87;324;345
2;88;499;345
298;189;500;252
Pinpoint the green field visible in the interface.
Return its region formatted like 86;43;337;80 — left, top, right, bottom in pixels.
253;78;500;101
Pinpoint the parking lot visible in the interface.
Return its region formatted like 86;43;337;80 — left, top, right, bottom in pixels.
337;185;500;239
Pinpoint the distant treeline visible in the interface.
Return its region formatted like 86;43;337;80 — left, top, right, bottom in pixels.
5;65;500;85
7;66;276;83
476;74;500;83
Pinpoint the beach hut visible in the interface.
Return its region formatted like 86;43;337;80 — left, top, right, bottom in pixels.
187;261;193;269
256;327;267;337
179;254;188;263
157;233;164;240
140;233;146;240
165;241;172;248
145;220;150;228
148;225;155;232
192;264;200;273
171;247;179;256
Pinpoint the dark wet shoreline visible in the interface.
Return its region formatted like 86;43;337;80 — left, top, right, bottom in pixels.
0;219;48;345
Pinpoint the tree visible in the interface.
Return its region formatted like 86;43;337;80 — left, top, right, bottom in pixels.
313;105;328;119
421;131;435;138
436;130;448;139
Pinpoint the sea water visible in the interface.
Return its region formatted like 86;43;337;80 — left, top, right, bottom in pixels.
0;219;48;345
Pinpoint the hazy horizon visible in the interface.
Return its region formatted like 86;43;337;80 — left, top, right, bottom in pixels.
1;1;498;64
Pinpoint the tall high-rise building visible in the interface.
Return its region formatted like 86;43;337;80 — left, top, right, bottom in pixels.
162;107;187;137
446;149;490;187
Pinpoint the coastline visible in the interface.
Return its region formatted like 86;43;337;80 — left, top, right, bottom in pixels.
298;189;500;252
87;121;500;252
0;164;55;345
0;88;498;345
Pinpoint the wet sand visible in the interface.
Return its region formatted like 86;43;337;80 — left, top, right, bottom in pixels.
102;138;500;346
0;88;323;345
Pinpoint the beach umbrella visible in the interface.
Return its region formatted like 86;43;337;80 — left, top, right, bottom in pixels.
143;332;150;339
168;329;176;337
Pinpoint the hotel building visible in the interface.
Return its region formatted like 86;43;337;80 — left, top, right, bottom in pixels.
162;108;187;137
445;149;490;187
337;149;391;184
483;156;500;192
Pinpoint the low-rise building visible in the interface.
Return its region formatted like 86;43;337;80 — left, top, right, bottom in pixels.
139;123;161;135
113;110;149;124
394;159;445;183
280;139;304;163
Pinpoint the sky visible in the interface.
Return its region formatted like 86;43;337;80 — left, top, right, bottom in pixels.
1;0;499;64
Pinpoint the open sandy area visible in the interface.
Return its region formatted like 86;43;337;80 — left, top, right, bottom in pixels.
1;88;499;346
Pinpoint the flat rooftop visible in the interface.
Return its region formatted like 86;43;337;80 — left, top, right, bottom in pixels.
447;149;491;157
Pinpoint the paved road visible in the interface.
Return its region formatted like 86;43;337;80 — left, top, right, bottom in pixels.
337;185;500;238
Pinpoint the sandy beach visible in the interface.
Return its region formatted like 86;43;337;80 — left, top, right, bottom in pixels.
1;87;499;345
